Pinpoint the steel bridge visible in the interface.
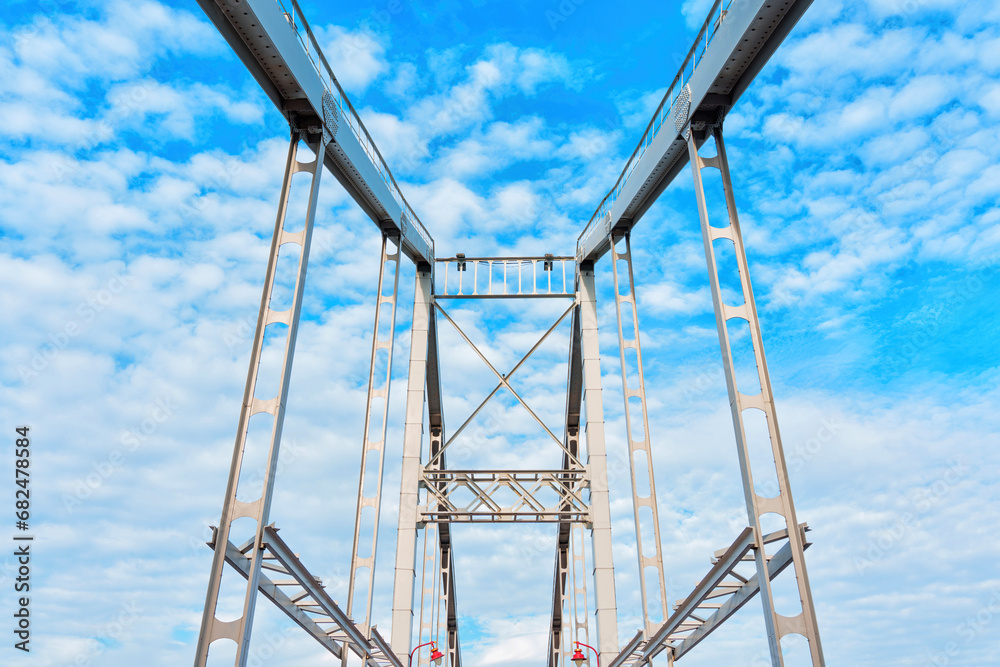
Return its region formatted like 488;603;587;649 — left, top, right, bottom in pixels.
192;1;824;665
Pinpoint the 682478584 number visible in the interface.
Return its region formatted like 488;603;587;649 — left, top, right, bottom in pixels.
15;426;30;531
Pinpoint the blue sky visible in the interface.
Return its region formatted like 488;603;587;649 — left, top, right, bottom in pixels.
1;0;999;665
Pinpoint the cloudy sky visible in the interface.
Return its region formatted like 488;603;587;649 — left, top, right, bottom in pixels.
1;0;999;665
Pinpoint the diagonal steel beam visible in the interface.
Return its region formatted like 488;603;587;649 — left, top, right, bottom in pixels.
210;525;405;667
213;535;345;660
672;536;805;660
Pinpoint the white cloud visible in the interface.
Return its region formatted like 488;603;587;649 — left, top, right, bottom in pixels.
615;86;667;130
431;117;555;179
314;24;389;93
406;43;591;142
10;0;218;85
979;82;1000;117
384;60;423;98
681;0;716;31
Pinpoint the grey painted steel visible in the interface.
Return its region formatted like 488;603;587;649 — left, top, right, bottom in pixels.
643;527;755;663
372;627;405;667
688;126;823;665
345;233;402;646
548;303;585;667
391;267;434;658
197;0;434;264
195;0;823;663
577;0;814;262
212;534;345;660
195;131;326;667
434;467;462;667
609;233;670;635
578;266;620;665
439;526;462;667
392;267;463;665
416;521;441;667
260;525;401;667
608;630;646;667
567;522;593;666
433;527;454;667
421;287;463;667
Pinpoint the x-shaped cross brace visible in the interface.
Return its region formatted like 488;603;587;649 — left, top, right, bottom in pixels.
428;300;582;468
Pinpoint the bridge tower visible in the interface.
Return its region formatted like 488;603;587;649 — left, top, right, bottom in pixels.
191;1;824;666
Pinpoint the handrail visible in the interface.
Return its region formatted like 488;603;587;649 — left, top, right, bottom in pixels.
577;0;734;258
275;0;434;255
435;256;575;298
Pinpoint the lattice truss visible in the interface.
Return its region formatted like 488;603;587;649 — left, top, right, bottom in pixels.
191;0;826;666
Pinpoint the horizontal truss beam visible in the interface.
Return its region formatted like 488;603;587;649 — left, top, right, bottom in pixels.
420;470;590;523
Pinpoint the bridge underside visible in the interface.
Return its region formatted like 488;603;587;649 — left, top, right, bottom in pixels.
192;1;825;666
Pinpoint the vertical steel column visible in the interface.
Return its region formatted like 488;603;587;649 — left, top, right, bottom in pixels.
609;232;669;635
391;265;434;658
551;304;584;667
557;554;569;667
687;126;824;666
440;542;461;667
195;130;326;667
436;537;452;667
550;527;570;667
568;522;592;666
578;265;620;665
344;233;402;651
415;522;440;667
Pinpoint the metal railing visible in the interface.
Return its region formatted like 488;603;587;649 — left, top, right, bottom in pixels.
577;0;734;258
275;0;434;255
435;256;575;298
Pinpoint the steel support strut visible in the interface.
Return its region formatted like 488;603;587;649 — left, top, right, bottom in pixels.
609;233;670;635
549;300;585;667
579;265;620;664
391;266;434;659
687;125;824;665
416;521;441;667
345;232;402;649
195;129;326;667
567;522;593;666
